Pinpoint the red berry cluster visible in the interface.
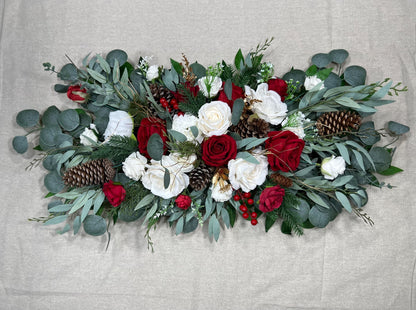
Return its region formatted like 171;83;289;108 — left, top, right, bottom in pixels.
233;192;258;226
160;97;184;115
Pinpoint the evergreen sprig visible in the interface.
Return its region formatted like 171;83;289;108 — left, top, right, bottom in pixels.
177;83;207;116
278;192;304;236
90;136;138;165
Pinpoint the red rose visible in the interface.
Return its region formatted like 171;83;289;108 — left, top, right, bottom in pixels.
265;131;305;172
175;195;192;210
259;185;285;212
137;117;167;159
172;81;199;102
202;135;237;167
67;85;88;103
103;181;126;207
267;78;288;101
217;82;244;110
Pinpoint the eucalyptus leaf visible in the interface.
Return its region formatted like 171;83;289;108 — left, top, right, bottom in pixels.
42;106;61;127
44;171;65;193
73;216;81;235
344;66;366;86
58;63;78;81
311;53;331;68
12;136;28;154
324;72;342;89
283;69;305;90
164;168;170;189
224;79;233;100
358;121;380;145
231;98;244;125
183;217;199;233
335;191;352;212
175;217;184;235
168;129;187;143
369;147;392;172
135;193;155;210
236;152;260;165
83;215;107;236
329;49;349;64
96;54;111;74
308;205;331;228
387;121;410;136
106;49;128;67
190;62;206;79
58;110;80;131
16;109;40;128
306;192;330;209
44;215;68;226
147;133;164;161
87;68;107;84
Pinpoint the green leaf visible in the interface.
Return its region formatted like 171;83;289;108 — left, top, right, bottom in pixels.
372;80;392;99
369;147;392;172
80;198;93;222
54;84;69;93
58;110;80;131
48;204;73;213
335;143;350;164
282;69;305;90
332;175;354;187
335;97;361;109
234;49;244;70
245;137;268;150
345;140;375;170
183;217;199;233
335;191;352;212
134;193;155;210
221;208;231;229
294;165;316;177
83;215;107;236
93;191;105;214
58;63;78;81
265;213;277;232
358;121;381;145
344;66;366;86
308;206;331;228
16;109;40;128
316;68;333;81
329;49;349;64
164;168;170;189
44;171;65;193
118;207;144;222
236;152;260;165
147;133;164;161
306;192;330;209
387;121;410;136
87;68;107;84
170;58;183;75
190;126;199;138
12;136;28;154
168;129;187;143
209;215;221;241
44;215;68;226
288;199;310;224
190;62;206;79
311;53;331;68
231;98;244;125
144;201;158;223
42;106;61;127
224;79;233;100
96;54;111;74
352;150;365;171
245;53;253;68
112;59;120;83
73;216;81;235
378;165;403;176
175;216;184;235
305;65;318;76
106;49;128;67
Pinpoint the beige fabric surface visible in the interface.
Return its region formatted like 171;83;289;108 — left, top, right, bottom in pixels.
1;0;415;309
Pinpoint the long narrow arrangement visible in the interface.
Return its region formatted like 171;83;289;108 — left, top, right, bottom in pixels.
13;39;409;248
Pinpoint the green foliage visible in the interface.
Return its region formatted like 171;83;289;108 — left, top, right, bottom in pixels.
177;83;207;116
90;135;138;165
16;109;40;128
83;215;107;236
277;193;304;236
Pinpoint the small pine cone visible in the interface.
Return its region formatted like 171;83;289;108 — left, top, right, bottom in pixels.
316;111;361;137
149;83;173;102
188;164;215;191
63;158;116;188
230;116;270;139
270;173;293;188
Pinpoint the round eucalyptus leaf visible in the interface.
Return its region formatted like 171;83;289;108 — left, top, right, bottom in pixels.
358;121;381;145
344;66;367;86
44;171;65;193
42;106;61;127
311;53;331;68
183;217;199;234
308;205;331;228
12;136;28;154
387;121;410;136
324;72;342;89
54;84;69;93
58;109;80;131
282;69;305;91
54;133;73;146
106;49;128;67
369;147;391;172
288;198;310;224
59;63;78;81
329;49;349;64
118;207;144;222
16;109;40;128
43;155;58;171
40;126;61;147
83;215;107;236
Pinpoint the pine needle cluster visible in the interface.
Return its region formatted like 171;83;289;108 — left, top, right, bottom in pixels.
90;136;138;165
277;192;304;236
177;84;207;116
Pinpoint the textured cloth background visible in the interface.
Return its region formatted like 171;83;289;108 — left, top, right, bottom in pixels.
1;1;415;309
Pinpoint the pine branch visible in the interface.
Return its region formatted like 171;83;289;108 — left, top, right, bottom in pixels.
278;193;304;236
177;83;207;116
90;136;138;164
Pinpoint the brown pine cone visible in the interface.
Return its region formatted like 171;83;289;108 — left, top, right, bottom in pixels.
316;111;361;137
63;158;116;187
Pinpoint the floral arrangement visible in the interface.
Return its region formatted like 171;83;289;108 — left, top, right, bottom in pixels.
13;39;409;249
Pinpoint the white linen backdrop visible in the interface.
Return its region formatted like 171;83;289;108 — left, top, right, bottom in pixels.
1;1;415;309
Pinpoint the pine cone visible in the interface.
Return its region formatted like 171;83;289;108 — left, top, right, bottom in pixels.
270;173;293;188
230;115;270;139
63;158;116;187
149;83;173;102
188;164;215;191
316;111;361;137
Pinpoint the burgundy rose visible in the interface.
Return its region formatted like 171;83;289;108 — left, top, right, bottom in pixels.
202;135;237;167
137;117;167;159
67;85;88;103
259;185;285;213
103;181;126;207
267;78;288;101
265;130;305;172
175;195;192;210
217;82;244;110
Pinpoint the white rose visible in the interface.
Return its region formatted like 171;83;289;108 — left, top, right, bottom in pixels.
211;181;233;202
197;101;232;137
245;83;287;125
80;124;98;146
304;76;324;91
197;76;222;98
142;156;189;199
122;152;148;181
104;111;134;140
228;150;269;192
284;126;305;139
146;65;159;81
172;113;203;143
321;155;346;180
168;153;197;173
